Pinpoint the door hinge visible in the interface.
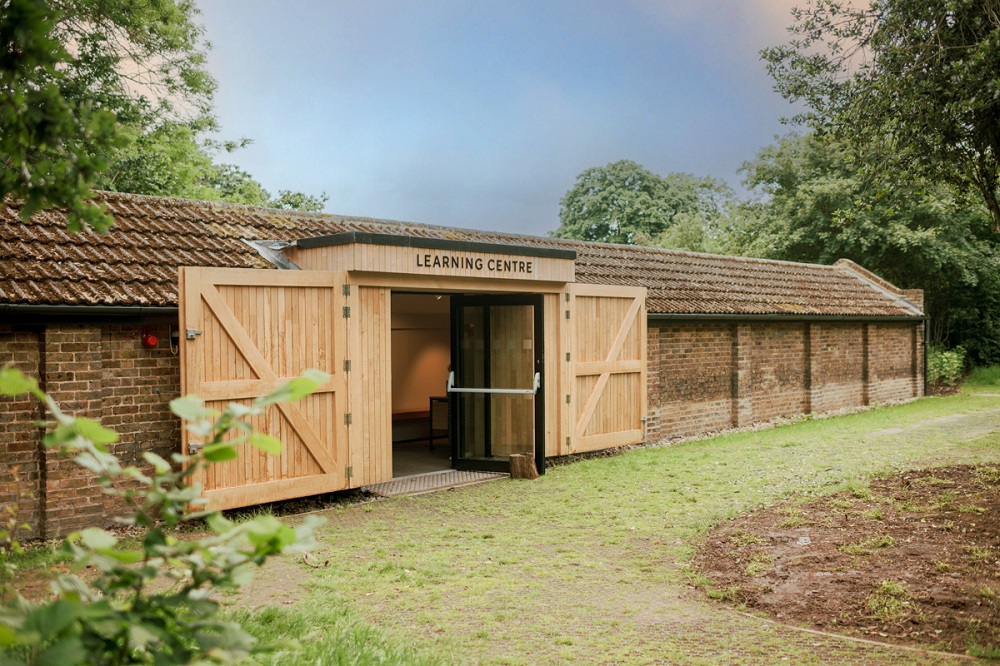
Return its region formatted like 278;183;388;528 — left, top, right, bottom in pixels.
345;466;353;479
343;306;351;318
342;284;351;296
565;292;571;302
565;394;571;404
185;328;203;340
343;359;351;372
566;352;571;362
566;436;571;448
565;309;571;320
344;412;352;426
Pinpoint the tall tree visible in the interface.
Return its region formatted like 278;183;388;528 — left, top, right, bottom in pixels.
0;0;121;231
728;133;1000;362
1;0;325;231
763;0;1000;230
553;160;732;248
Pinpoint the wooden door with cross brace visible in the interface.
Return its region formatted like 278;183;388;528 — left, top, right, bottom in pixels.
179;267;350;510
567;283;647;453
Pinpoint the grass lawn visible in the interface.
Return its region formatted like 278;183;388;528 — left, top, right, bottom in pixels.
234;391;998;663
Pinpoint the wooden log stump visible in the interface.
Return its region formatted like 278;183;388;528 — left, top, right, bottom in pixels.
508;453;539;480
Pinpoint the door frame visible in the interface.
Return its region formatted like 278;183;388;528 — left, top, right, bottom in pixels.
449;293;545;475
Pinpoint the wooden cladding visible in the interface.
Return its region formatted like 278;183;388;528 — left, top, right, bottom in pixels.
567;284;647;453
179;264;648;508
286;242;575;283
179;267;350;510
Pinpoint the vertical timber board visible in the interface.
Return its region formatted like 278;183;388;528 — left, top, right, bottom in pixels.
568;283;647;453
178;266;347;510
348;286;394;486
543;292;562;457
561;288;574;456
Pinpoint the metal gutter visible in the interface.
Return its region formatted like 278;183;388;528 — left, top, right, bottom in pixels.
1;304;178;317
647;312;928;322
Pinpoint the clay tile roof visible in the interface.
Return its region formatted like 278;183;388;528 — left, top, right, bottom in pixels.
0;191;923;317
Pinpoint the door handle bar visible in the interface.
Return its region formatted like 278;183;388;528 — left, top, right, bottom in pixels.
447;371;540;395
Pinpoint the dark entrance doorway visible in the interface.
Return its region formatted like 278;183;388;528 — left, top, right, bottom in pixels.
449;294;545;475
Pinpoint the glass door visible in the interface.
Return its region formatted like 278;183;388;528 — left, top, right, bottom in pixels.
449;294;544;474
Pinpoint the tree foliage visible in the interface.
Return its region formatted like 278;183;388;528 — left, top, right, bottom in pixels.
0;366;327;664
552;160;733;249
729;133;1000;363
0;0;121;231
1;0;325;232
762;0;1000;230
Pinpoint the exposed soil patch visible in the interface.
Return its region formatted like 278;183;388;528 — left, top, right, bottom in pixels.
695;464;1000;657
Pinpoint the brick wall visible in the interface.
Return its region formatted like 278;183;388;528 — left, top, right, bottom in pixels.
0;326;43;538
646;323;735;440
869;323;923;403
750;323;807;422
2;316;924;537
810;323;865;413
0;322;181;538
645;320;924;442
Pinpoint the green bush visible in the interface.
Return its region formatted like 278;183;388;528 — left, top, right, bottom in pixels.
0;366;327;665
927;346;965;386
965;365;1000;387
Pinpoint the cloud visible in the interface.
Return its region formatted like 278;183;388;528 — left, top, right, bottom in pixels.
626;0;800;57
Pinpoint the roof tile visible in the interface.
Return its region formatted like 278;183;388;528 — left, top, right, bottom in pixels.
0;192;922;317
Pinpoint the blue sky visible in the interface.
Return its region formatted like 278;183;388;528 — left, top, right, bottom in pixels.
197;0;799;235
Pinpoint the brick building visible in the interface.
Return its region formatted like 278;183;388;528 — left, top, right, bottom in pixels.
1;193;925;537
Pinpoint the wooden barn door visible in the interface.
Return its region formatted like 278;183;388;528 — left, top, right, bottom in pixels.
568;284;647;453
179;267;348;510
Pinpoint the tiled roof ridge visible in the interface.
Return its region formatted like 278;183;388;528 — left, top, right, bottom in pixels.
833;258;904;295
93;191;855;277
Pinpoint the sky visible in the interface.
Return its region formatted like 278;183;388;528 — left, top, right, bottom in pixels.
196;0;800;236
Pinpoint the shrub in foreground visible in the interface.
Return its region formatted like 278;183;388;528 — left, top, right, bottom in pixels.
0;366;327;665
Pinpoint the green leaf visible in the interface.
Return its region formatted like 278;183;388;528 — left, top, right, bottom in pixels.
73;418;119;445
206;512;234;534
142;451;172;474
0;624;16;646
257;369;330;406
249;432;282;455
128;623;159;650
25;599;80;638
99;549;144;564
170;395;214;421
245;516;297;552
79;528;116;551
225;402;257;418
0;367;43;399
36;635;85;666
202;443;238;462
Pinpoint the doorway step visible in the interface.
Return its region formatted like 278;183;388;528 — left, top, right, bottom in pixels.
363;469;506;497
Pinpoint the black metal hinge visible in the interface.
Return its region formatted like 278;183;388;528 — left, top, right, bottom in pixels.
342;284;351;296
343;359;351;372
344;413;352;426
343;306;351;318
345;466;353;479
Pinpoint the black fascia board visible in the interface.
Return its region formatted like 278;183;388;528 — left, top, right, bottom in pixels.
1;303;179;325
295;231;577;261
